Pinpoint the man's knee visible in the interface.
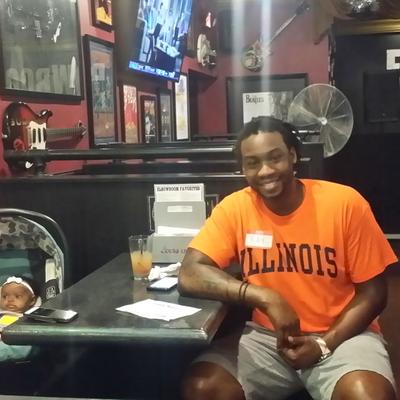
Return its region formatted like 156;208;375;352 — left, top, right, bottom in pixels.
181;361;245;400
332;370;396;400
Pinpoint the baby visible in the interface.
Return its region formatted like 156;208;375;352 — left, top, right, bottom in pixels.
0;276;40;361
0;276;39;314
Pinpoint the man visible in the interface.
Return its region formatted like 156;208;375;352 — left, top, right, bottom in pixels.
178;116;397;400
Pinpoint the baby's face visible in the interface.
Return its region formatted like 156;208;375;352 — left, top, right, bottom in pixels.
0;283;35;313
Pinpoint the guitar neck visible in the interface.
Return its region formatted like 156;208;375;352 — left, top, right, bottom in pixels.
46;127;85;142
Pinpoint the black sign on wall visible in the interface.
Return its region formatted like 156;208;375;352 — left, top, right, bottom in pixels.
334;33;400;135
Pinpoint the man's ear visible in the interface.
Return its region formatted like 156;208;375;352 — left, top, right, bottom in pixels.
289;148;297;164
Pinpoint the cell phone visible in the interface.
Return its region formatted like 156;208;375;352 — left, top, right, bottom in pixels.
24;306;78;323
147;277;178;292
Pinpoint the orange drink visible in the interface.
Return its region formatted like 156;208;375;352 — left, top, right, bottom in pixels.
130;250;153;279
128;235;153;280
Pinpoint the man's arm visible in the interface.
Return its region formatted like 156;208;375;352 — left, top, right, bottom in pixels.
322;272;387;351
282;272;388;369
178;247;301;347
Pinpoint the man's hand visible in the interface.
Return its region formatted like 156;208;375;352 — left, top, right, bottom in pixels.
280;336;322;369
261;293;301;350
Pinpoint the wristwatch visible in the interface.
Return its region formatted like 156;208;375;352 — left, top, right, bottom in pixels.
315;337;332;363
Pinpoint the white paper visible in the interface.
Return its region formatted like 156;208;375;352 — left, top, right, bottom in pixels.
386;49;400;70
245;233;273;249
242;91;294;123
167;205;193;213
116;299;201;321
156;226;199;235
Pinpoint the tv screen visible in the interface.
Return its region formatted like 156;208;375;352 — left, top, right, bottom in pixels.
114;0;193;82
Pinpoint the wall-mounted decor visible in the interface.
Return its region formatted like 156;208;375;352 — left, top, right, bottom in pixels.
226;74;308;133
83;35;117;147
186;0;197;57
120;84;139;143
91;0;113;31
174;73;190;140
0;0;83;99
158;88;174;143
140;94;158;144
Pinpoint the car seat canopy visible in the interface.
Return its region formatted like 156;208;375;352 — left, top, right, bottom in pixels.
0;216;64;300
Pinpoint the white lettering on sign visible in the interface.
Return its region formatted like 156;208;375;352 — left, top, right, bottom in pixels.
6;64;78;94
154;183;204;202
245;233;273;249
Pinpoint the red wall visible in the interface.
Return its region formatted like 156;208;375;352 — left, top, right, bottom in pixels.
0;0;329;176
0;0;114;175
196;2;329;135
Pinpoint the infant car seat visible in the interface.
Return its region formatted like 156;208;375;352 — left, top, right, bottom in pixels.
0;208;67;300
0;208;69;394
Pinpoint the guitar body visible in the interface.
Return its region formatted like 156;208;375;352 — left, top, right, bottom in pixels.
2;102;86;153
2;102;52;151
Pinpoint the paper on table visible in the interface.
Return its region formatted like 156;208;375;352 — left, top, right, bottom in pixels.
116;299;201;321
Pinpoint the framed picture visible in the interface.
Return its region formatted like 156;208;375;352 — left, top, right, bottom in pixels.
158;88;174;143
226;74;308;133
91;0;113;31
140;95;158;144
174;73;190;141
83;35;117;147
120;84;139;143
0;0;83;99
186;1;197;58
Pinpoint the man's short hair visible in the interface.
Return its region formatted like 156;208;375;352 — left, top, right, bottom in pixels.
234;116;301;165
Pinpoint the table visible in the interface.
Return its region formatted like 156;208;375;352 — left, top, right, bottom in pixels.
2;253;227;347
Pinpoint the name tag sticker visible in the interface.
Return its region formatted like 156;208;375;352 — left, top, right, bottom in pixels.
245;233;273;249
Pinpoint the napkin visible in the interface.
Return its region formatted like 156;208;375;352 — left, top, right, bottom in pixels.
116;299;200;321
148;262;181;281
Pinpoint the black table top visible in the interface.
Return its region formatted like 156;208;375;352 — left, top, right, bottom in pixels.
2;253;227;347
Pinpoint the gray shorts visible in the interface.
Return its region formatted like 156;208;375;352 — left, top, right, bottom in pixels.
195;322;396;400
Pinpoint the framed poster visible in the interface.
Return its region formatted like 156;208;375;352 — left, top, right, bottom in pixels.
186;1;197;58
120;84;139;143
140;95;158;144
226;74;308;133
91;0;113;31
0;0;83;99
83;35;117;147
158;88;174;143
174;73;190;141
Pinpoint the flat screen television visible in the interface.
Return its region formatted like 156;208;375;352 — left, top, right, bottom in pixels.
114;0;193;82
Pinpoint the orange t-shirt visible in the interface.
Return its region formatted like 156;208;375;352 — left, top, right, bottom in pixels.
189;179;397;333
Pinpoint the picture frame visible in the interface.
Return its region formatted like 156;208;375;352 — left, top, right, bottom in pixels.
140;95;158;144
158;88;174;143
186;1;198;58
83;35;117;147
120;84;139;144
174;73;190;141
91;0;113;31
0;0;84;99
226;74;308;133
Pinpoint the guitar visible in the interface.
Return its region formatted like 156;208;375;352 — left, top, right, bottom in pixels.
2;102;86;152
241;0;310;72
